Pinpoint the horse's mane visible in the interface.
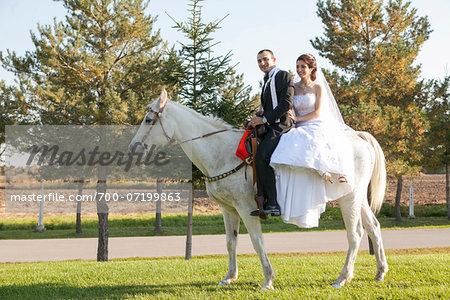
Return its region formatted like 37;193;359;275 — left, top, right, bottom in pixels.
168;100;236;130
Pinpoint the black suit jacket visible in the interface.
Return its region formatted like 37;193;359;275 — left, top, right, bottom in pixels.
261;70;295;134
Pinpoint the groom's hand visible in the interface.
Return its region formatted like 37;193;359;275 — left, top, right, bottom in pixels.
249;116;264;128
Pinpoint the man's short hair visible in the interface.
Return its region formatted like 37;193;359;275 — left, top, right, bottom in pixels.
258;49;274;57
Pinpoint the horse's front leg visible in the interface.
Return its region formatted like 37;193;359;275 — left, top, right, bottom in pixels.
218;207;240;286
240;211;275;290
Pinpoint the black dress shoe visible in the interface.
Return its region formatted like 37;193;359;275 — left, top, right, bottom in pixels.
250;209;261;216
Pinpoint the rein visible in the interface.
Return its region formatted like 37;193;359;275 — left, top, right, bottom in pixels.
179;129;230;144
142;101;247;183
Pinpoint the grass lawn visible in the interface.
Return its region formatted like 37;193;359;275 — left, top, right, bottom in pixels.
0;249;448;299
1;204;449;240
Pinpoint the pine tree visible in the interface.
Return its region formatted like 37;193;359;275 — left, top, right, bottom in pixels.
422;77;450;219
216;68;259;127
1;0;178;260
167;0;256;125
312;0;432;221
0;81;33;169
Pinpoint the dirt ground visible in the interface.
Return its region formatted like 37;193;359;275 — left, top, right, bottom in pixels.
0;174;447;218
385;174;447;206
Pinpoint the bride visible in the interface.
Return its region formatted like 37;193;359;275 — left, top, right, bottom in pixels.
270;53;355;228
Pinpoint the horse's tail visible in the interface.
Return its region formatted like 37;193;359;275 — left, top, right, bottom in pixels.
357;131;386;214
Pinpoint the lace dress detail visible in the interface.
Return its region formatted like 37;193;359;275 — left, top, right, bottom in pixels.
270;94;354;228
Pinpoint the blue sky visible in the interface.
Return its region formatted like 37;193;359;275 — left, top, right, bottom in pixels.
1;0;449;92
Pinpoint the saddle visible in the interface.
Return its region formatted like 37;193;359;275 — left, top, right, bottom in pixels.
236;126;267;162
236;123;269;218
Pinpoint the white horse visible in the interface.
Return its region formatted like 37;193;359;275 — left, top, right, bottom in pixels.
129;90;388;290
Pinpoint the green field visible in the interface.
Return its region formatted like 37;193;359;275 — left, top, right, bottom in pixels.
0;249;448;299
1;204;449;240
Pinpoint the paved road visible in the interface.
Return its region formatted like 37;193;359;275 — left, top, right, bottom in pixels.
1;228;449;263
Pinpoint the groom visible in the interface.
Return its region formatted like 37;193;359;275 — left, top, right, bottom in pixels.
249;49;294;218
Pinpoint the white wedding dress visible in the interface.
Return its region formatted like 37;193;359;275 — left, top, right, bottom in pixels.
270;93;354;228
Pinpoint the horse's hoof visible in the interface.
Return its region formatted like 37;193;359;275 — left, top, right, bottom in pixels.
375;272;387;282
331;282;343;289
219;276;236;286
262;284;274;291
332;278;350;289
218;280;229;286
375;266;388;282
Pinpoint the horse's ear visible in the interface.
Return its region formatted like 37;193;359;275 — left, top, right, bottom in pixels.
159;89;167;109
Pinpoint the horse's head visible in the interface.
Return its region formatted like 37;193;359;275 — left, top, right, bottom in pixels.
129;90;175;153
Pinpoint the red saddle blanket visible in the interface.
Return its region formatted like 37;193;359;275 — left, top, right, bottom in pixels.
236;129;252;161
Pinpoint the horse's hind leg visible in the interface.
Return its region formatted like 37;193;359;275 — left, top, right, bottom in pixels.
218;207;240;286
361;200;388;282
239;212;275;290
333;195;365;288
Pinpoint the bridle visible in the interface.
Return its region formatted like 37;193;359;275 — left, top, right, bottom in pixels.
138;100;248;183
140;103;171;144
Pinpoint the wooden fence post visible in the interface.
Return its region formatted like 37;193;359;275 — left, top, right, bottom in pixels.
185;181;194;260
154;179;163;233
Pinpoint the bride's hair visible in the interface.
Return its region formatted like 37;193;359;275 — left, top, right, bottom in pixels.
297;53;317;81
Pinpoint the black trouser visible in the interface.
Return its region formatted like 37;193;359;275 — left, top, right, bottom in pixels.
254;128;281;207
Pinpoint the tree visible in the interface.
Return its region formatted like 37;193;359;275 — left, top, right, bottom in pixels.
312;0;431;221
1;0;178;260
0;81;33;168
216;68;260;127
168;0;256;126
422;77;450;219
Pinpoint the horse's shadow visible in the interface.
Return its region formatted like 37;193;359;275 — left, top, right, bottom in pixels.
2;280;266;299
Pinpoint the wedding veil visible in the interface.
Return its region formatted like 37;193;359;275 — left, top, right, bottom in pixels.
315;68;353;132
